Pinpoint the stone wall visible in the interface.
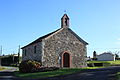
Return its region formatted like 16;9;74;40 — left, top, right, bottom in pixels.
42;28;87;68
22;42;42;62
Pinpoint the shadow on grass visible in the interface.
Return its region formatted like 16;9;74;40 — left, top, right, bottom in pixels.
14;68;87;79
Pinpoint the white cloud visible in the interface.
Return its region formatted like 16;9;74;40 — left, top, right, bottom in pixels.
118;38;120;41
116;42;120;45
115;38;120;45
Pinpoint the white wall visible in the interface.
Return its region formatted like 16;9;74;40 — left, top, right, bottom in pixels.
96;53;115;61
22;42;42;61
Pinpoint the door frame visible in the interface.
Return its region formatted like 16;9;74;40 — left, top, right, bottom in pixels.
61;51;72;68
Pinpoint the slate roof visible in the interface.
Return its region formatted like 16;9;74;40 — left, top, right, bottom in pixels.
21;28;61;49
61;14;69;19
21;28;88;49
68;28;88;45
98;52;115;56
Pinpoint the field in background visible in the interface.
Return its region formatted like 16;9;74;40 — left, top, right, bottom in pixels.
87;60;120;67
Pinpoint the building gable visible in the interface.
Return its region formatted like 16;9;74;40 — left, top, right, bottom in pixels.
42;27;87;67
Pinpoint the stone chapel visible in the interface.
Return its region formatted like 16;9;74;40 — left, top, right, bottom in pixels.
21;14;88;68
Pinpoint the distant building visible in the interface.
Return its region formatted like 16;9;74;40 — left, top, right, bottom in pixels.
1;54;19;66
21;14;88;68
96;52;115;61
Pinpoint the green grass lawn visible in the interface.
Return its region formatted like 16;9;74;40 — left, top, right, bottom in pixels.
14;67;102;79
0;66;6;71
88;60;120;66
117;72;120;80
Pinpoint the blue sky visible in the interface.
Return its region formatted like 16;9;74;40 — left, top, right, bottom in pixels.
0;0;120;57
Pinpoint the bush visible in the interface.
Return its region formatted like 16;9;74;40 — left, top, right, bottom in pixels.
31;67;60;73
19;60;41;73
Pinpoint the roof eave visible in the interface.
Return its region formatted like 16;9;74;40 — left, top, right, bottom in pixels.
21;28;62;49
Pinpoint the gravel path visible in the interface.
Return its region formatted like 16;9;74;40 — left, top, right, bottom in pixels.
0;66;20;80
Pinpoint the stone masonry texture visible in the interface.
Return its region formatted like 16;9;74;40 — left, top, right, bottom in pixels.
42;28;87;68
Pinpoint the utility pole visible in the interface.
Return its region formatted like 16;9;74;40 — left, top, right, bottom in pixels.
0;46;2;66
0;46;2;55
18;45;20;64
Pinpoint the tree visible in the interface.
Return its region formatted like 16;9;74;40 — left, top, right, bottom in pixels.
93;51;97;58
108;51;120;60
18;45;20;64
115;54;119;58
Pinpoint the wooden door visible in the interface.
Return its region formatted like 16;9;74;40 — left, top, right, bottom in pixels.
63;53;70;67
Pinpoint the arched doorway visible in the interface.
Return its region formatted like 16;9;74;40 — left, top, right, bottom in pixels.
63;52;70;67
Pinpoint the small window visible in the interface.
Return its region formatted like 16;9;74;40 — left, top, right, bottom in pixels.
24;49;27;56
65;18;67;26
34;46;36;53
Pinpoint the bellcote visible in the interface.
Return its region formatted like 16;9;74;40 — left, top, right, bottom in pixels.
61;14;69;28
